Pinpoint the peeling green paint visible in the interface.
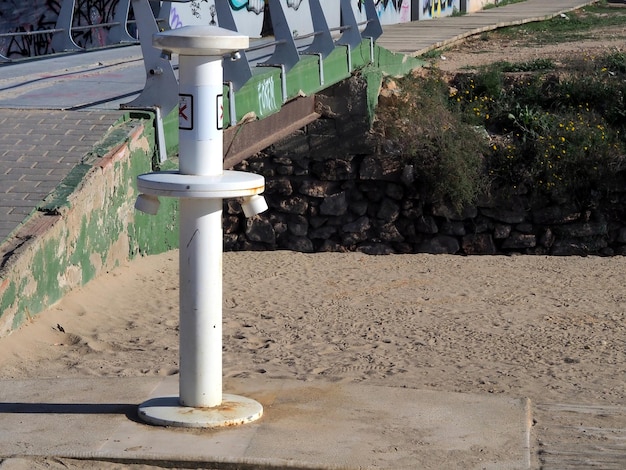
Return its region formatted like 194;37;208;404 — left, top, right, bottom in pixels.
39;163;91;213
361;68;384;124
372;44;425;77
89;128;135;161
0;280;17;321
222;40;422;128
0;111;181;336
69;215;97;282
358;45;425;123
127;119;180;256
162;110;180;159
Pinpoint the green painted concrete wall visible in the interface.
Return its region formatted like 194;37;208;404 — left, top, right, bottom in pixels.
225;41;424;126
0;112;180;336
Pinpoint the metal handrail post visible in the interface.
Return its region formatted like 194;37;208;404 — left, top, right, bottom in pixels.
214;0;238;32
157;2;173;30
215;0;253;91
50;0;82;53
301;0;334;58
121;0;179;114
108;0;136;44
259;0;299;72
336;0;362;49
362;0;383;41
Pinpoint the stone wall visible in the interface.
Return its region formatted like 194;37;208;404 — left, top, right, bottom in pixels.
227;76;626;256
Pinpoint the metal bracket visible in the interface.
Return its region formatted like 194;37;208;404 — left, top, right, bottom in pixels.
214;0;238;32
225;81;237;127
216;0;253;91
50;0;82;53
121;0;192;163
219;0;300;91
300;0;334;59
108;0;137;44
223;49;253;92
299;51;324;86
121;0;179;114
336;0;362;49
259;0;300;73
362;0;384;42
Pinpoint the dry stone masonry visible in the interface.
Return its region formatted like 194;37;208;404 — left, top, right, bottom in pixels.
227;76;626;256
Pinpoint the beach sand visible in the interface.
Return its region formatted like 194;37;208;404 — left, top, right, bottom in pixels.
0;251;624;468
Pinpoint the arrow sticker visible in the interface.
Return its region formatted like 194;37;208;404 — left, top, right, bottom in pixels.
179;94;193;130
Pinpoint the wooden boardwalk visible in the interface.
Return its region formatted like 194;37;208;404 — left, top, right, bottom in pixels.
377;0;596;56
537;403;626;469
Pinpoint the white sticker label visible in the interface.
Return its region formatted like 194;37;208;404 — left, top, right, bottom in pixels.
179;94;193;130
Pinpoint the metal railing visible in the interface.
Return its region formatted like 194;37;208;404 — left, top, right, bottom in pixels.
0;0;382;162
0;0;185;63
218;0;382;92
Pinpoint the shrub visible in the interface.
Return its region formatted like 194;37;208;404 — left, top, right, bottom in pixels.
375;51;626;208
374;72;488;210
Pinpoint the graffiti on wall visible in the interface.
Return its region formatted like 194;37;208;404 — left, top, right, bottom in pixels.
174;0;310;38
0;0;59;58
228;0;302;14
190;0;209;19
421;0;459;19
356;0;411;26
170;0;415;38
73;0;120;48
0;0;120;59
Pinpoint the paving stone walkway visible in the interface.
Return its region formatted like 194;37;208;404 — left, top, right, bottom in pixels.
0;110;123;242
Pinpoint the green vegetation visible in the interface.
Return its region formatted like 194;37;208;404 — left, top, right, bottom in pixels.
375;49;626;209
488;58;555;73
374;74;489;210
420;48;445;60
450;7;465;17
374;3;626;210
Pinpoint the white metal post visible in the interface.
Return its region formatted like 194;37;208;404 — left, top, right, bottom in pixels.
178;55;224;176
135;25;266;428
177;52;224;408
179;198;223;408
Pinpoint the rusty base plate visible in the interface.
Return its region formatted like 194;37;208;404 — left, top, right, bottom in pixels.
138;394;263;428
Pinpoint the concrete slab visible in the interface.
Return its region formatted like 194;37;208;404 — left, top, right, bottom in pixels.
0;376;532;469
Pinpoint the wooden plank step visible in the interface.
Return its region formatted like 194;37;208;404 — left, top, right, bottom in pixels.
536;403;626;469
